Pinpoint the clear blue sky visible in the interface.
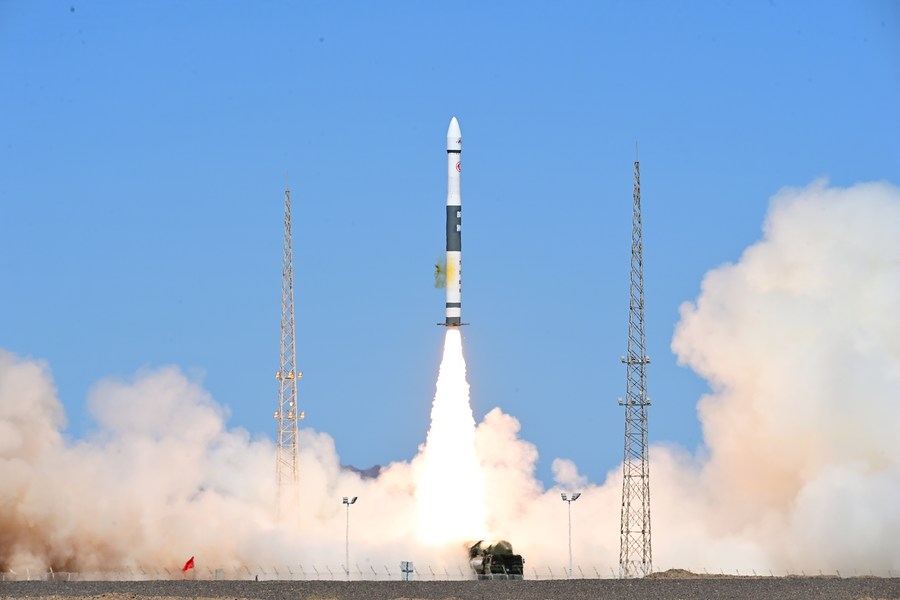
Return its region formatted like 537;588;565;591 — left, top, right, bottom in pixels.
1;1;898;485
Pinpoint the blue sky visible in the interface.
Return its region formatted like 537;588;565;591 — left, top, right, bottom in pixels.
1;1;898;485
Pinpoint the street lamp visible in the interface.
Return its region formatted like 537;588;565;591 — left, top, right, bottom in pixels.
560;492;581;578
342;496;357;581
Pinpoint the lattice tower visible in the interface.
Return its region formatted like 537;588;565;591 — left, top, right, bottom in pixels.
275;185;303;514
618;147;652;577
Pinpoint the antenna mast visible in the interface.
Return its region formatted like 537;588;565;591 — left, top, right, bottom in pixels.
618;145;652;577
275;183;303;514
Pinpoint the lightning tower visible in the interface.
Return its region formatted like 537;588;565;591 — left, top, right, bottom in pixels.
618;146;652;578
275;183;303;514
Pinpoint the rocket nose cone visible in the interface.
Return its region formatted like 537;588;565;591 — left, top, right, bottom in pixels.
447;117;462;151
447;117;461;137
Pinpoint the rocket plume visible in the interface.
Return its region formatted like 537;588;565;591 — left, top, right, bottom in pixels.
1;180;899;576
415;329;489;545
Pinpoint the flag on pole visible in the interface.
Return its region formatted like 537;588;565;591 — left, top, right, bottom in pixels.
182;556;195;574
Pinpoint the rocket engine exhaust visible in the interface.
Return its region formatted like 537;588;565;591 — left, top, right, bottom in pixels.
416;328;488;545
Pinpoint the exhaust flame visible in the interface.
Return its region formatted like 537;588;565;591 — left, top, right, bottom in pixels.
2;180;899;575
415;329;488;545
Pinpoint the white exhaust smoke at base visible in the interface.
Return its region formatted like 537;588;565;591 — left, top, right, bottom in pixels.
1;179;899;576
667;179;900;574
415;328;488;546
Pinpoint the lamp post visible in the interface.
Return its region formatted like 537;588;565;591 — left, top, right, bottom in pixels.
560;492;581;578
343;496;357;581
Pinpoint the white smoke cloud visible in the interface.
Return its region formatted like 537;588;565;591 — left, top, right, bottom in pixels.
0;360;280;573
669;179;900;573
551;458;589;490
1;179;899;577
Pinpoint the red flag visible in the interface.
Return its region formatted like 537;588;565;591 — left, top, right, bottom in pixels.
182;556;195;574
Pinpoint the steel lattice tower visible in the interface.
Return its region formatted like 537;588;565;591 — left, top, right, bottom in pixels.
618;147;652;578
275;184;303;514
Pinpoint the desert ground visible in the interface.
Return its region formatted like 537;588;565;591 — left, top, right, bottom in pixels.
1;572;899;600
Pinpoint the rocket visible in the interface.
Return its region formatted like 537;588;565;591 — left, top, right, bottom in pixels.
441;116;464;327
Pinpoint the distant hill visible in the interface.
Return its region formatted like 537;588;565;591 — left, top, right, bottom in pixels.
341;464;382;479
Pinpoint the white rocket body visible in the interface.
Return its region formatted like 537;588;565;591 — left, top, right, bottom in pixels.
444;117;463;327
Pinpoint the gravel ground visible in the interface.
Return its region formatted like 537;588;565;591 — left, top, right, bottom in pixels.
1;577;899;600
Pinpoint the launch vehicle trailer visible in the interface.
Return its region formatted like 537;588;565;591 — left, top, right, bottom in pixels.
468;540;525;580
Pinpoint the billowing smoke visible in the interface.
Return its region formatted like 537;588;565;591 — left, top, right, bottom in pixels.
1;179;899;577
666;179;900;574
